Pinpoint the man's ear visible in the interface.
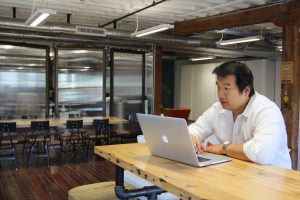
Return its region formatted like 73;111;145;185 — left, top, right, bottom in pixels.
243;86;251;96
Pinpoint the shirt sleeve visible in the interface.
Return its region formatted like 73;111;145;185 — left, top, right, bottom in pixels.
243;106;286;165
188;104;216;141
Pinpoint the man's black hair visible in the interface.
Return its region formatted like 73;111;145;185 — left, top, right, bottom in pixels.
212;61;255;97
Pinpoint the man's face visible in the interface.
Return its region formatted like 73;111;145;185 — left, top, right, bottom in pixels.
216;74;250;114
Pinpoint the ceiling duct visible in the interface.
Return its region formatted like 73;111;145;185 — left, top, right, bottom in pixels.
0;18;279;59
75;25;106;37
0;17;216;48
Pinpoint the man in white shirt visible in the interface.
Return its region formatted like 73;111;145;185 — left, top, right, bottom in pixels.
189;61;291;168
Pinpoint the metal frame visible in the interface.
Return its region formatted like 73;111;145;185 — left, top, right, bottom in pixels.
115;165;165;200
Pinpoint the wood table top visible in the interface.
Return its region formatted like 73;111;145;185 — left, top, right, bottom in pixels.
95;143;300;200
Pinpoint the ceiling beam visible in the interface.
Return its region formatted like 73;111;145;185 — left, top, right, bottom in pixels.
274;1;300;26
174;0;300;36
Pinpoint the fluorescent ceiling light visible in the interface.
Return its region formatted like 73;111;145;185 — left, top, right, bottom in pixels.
216;36;264;46
25;9;56;27
190;56;215;61
0;45;14;49
74;50;88;54
131;24;174;37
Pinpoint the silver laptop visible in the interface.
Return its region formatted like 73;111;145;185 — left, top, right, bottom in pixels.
137;113;231;167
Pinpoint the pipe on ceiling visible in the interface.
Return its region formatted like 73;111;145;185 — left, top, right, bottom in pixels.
0;17;216;48
0;18;279;59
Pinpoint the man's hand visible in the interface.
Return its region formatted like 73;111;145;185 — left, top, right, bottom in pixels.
190;134;206;153
206;141;225;155
206;142;251;162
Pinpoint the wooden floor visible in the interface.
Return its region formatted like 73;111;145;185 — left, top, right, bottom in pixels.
0;145;116;200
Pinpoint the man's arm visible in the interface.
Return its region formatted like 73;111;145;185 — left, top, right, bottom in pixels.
206;142;251;162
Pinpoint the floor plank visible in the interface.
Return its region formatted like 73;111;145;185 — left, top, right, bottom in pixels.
0;145;115;200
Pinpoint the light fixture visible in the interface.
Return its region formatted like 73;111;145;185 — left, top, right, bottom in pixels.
73;50;88;54
216;36;264;46
190;56;215;61
131;24;174;37
25;9;56;27
277;46;282;52
0;45;14;49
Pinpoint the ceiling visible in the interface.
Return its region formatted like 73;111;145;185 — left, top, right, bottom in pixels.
0;0;287;61
0;0;284;31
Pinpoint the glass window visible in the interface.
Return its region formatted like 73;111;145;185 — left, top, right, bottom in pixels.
112;52;143;118
57;49;104;117
0;44;46;119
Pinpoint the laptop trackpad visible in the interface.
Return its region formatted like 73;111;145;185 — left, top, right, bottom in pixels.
197;156;211;162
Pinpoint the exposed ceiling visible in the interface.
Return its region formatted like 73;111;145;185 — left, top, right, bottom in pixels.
0;0;288;61
0;0;284;31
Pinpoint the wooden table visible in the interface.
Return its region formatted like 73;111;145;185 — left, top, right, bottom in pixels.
0;116;127;128
95;143;300;200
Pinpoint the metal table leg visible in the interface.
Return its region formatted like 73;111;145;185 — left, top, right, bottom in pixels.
114;165;165;200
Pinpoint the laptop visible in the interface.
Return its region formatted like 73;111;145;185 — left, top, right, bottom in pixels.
136;113;231;167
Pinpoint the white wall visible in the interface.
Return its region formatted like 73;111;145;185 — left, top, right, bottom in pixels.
175;59;281;120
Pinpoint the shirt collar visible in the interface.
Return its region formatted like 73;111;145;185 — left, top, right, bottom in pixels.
240;91;257;118
218;91;257;118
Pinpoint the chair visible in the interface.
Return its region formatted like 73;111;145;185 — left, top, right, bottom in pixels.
29;115;38;119
0;122;18;170
0;116;13;120
21;116;30;157
21;115;28;119
69;114;75;118
162;108;191;122
85;119;109;157
26;121;51;167
114;114;141;143
22;115;38;119
59;120;86;160
0;115;14;120
69;113;80;118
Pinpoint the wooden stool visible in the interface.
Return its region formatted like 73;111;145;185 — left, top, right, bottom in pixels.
68;181;135;200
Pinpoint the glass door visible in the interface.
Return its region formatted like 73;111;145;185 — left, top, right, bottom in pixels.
110;50;145;118
56;49;104;117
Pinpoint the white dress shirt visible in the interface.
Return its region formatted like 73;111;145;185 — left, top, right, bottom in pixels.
188;92;291;168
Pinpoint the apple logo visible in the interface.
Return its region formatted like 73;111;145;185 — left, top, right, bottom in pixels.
162;133;169;143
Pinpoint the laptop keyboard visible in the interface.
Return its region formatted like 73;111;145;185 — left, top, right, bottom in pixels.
197;156;211;162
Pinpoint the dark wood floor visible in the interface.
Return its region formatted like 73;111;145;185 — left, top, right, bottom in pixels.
0;145;115;200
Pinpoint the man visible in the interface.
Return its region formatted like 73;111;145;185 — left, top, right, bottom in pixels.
189;61;291;168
